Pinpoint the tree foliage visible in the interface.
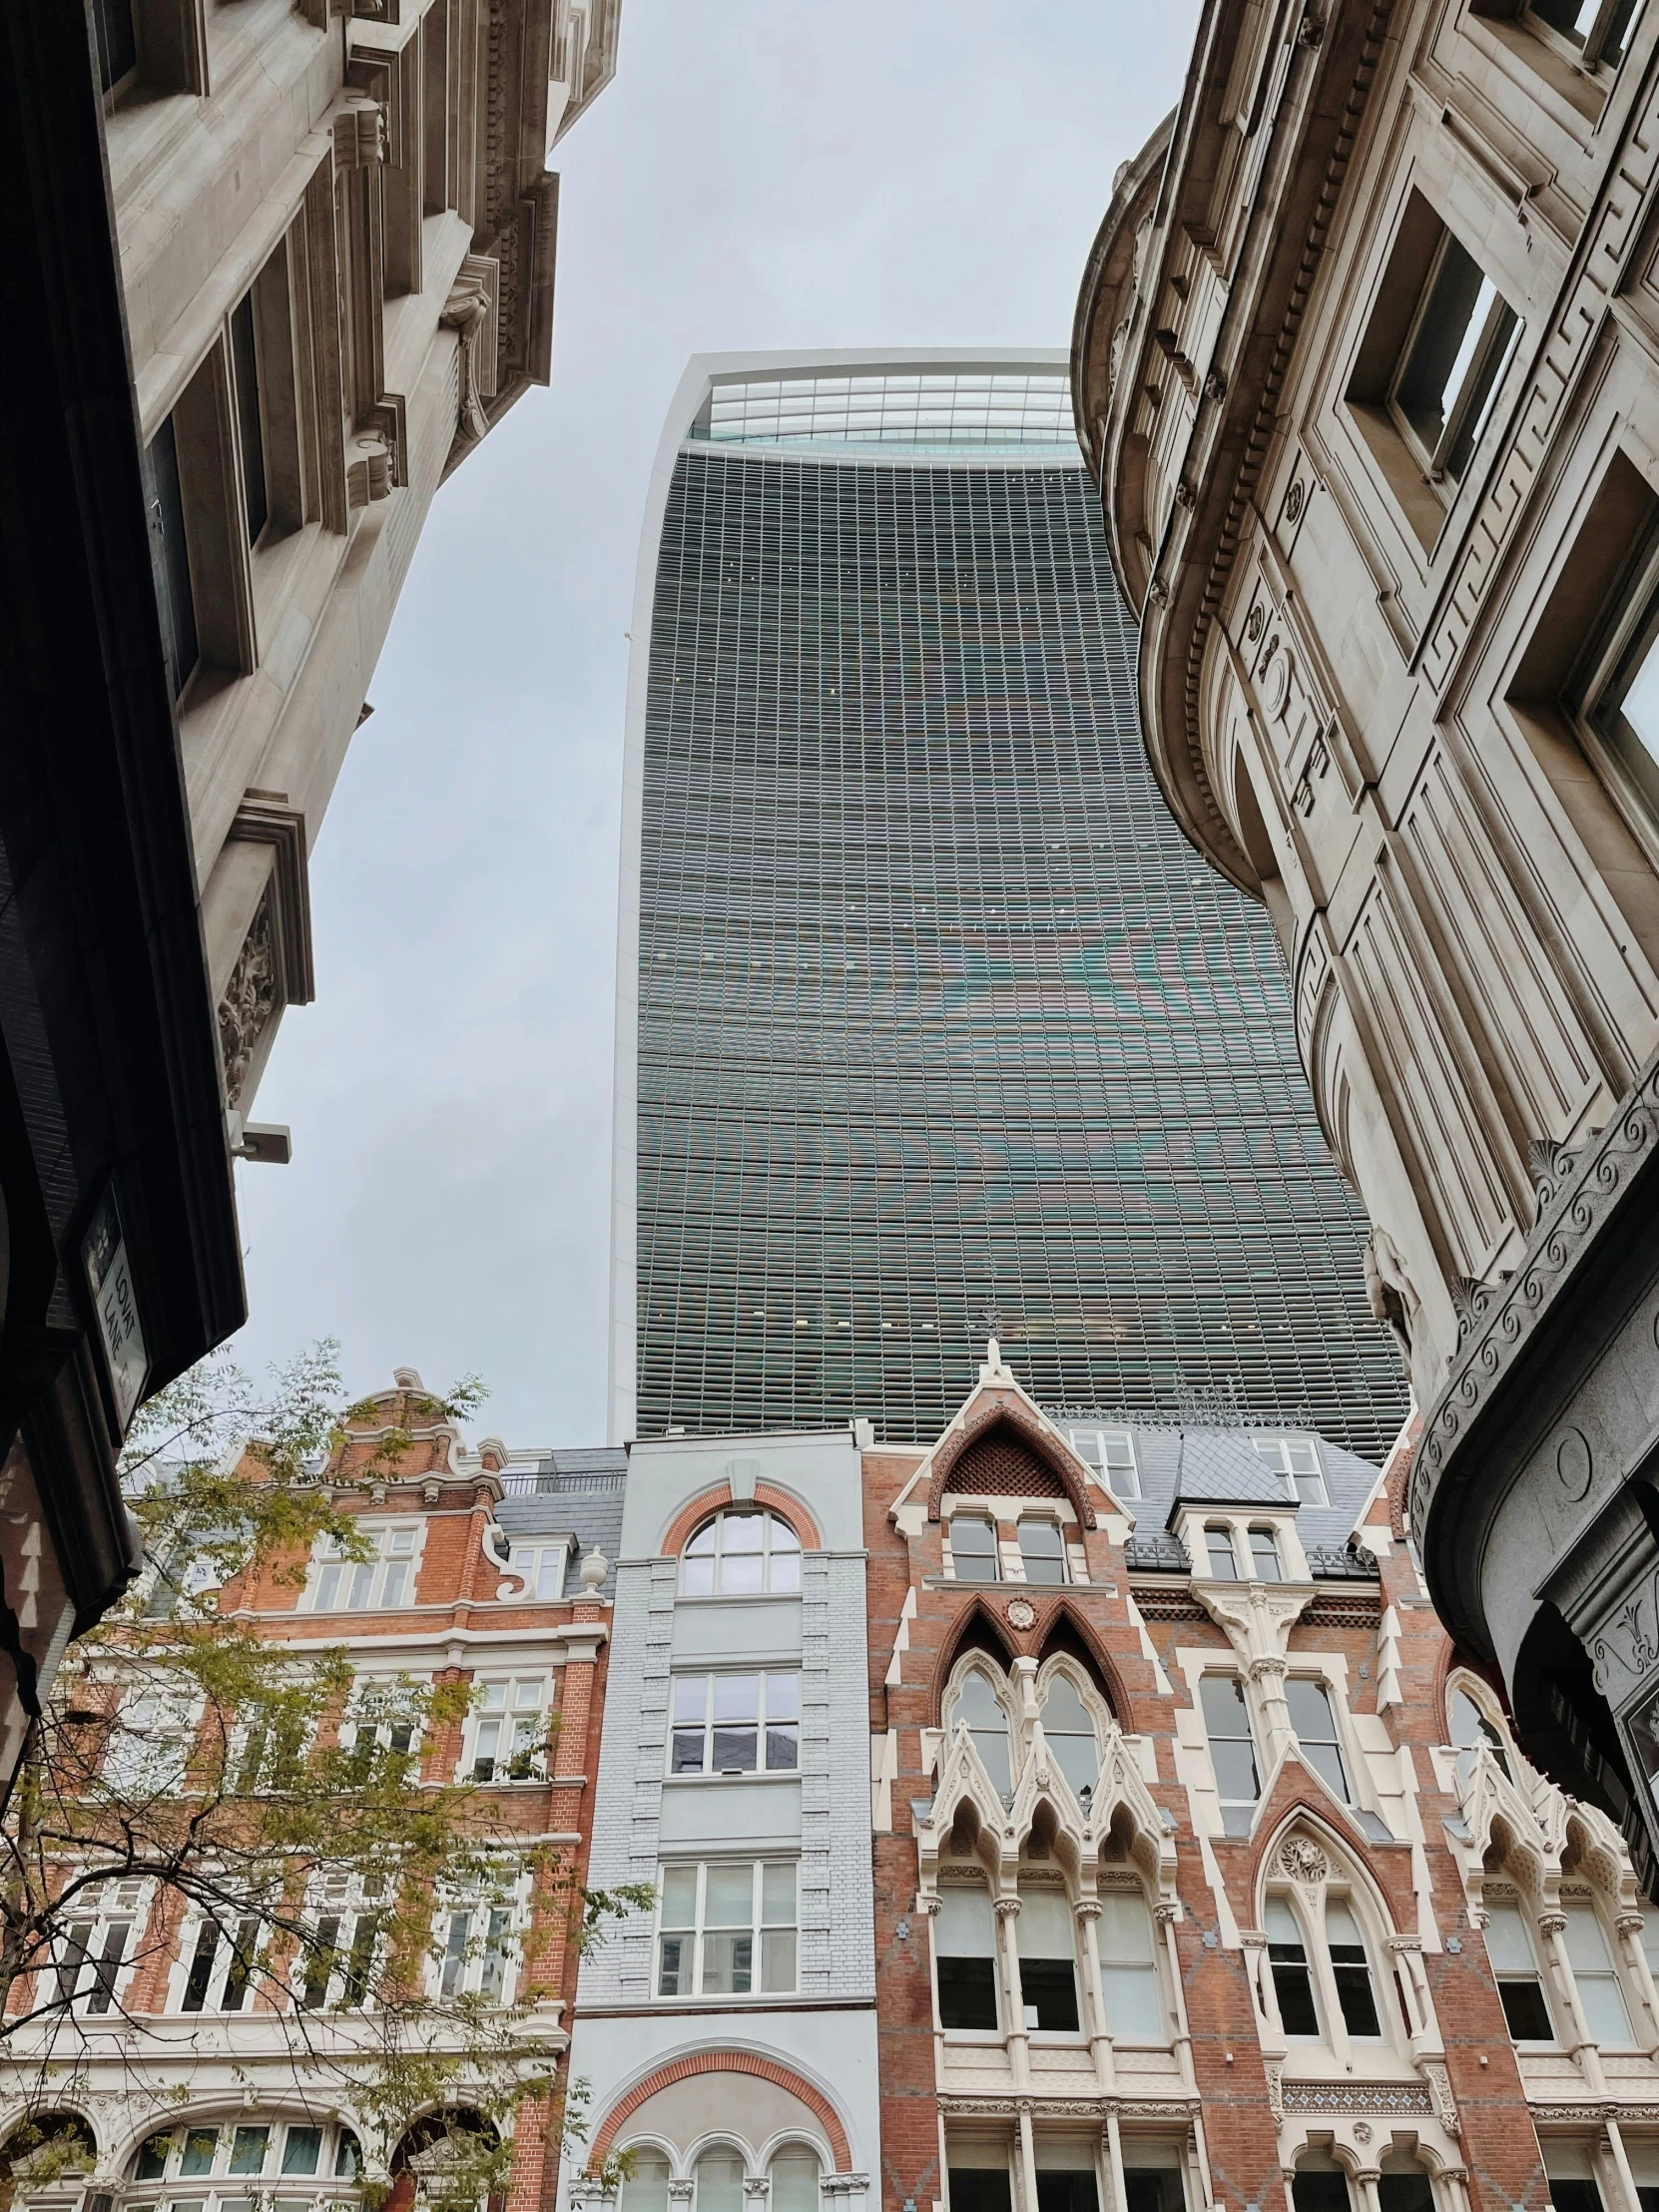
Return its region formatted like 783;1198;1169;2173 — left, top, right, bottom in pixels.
0;1343;649;2192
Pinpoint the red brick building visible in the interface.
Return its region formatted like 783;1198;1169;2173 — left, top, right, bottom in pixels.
862;1345;1659;2212
1;1373;624;2212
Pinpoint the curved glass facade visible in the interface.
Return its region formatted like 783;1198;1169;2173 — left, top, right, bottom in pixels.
628;373;1407;1455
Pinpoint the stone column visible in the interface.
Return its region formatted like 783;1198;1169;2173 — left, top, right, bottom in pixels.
1159;1904;1200;2093
744;2180;772;2212
996;1895;1031;2090
1250;1656;1294;1767
1601;2120;1643;2212
1537;1911;1607;2093
1073;1898;1116;2091
1102;2113;1127;2212
1353;2171;1382;2212
1016;2102;1038;2212
1615;1911;1659;2054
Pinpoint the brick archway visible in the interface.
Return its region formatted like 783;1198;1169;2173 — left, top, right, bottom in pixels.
925;1397;1095;1527
588;2051;851;2171
660;1483;823;1558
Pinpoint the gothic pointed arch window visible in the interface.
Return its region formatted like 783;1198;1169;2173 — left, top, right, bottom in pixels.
1445;1670;1512;1784
1038;1669;1099;1803
1258;1833;1406;2061
950;1665;1013;1796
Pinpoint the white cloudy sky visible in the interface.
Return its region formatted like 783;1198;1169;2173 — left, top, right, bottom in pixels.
229;0;1202;1446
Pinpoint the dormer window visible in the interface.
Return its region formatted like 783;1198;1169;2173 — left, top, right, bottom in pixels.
1204;1526;1240;1580
1248;1526;1282;1579
1253;1435;1328;1507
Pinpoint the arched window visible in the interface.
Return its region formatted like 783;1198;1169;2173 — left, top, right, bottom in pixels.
1014;1885;1078;2031
129;2119;361;2202
694;2148;745;2212
769;2146;821;2212
620;2152;671;2212
1248;1527;1281;1579
1204;1526;1239;1580
1448;1679;1511;1782
1378;2151;1434;2212
1325;1896;1382;2036
1095;1887;1165;2039
953;1667;1011;1795
1266;1895;1319;2034
1289;2152;1351;2212
680;1509;801;1596
1038;1671;1098;1802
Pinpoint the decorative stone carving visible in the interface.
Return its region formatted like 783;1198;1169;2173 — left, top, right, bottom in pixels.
218;893;278;1109
1417;2057;1459;2135
442;264;498;450
1264;2061;1284;2124
1005;1597;1036;1629
1278;1837;1329;1885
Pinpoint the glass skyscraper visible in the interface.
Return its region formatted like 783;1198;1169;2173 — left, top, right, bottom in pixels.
608;351;1407;1458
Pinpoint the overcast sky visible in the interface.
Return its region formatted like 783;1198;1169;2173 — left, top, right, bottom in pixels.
229;0;1203;1447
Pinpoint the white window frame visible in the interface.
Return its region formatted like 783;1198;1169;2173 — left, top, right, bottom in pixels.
654;1860;799;1999
172;1903;266;2015
1067;1426;1141;1500
505;1540;570;1601
1016;1512;1069;1586
1035;1657;1107;1805
432;1863;526;2004
340;1675;428;1777
50;1874;149;2017
1199;1673;1261;1833
668;1670;801;1777
307;1520;425;1612
101;1685;202;1798
945;1510;1000;1582
1252;1435;1329;1508
944;1656;1017;1797
1094;1877;1171;2045
461;1676;550;1784
678;1508;803;1597
127;2119;363;2194
297;1868;389;2011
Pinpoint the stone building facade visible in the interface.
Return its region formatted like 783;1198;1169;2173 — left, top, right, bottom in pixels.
107;0;619;1125
562;1429;880;2212
864;1347;1659;2212
0;1374;625;2212
1070;0;1659;1883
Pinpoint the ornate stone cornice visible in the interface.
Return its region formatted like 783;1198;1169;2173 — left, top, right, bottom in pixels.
1409;1043;1659;1620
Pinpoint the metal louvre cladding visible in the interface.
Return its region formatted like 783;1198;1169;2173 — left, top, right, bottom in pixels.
634;425;1406;1455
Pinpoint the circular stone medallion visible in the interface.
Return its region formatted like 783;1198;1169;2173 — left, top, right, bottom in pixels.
1005;1597;1037;1630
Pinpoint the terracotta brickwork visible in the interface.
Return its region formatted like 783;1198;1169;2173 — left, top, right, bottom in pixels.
865;1356;1659;2212
6;1376;618;2212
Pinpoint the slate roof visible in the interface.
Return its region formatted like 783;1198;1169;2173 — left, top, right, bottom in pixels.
494;1447;628;1597
1046;1416;1385;1577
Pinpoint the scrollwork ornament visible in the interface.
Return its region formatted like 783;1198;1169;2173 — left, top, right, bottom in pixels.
1278;1836;1329;1884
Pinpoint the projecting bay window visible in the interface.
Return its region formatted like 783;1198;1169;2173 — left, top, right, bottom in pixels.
934;1881;1000;2030
656;1861;798;1997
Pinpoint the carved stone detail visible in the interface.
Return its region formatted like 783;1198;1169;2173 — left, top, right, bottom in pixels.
218;892;278;1110
1278;1837;1329;1885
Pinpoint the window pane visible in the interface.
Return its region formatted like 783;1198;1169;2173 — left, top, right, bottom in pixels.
952;1517;997;1580
1397;236;1492;454
1210;1741;1260;1805
1484;1904;1538;1974
937;1956;999;2029
1377;2175;1434;2212
701;1930;753;1993
1249;1529;1281;1578
768;1546;801;1593
1019;1521;1066;1584
723;1512;764;1552
1205;1530;1239;1580
705;1866;755;1926
181;2133;219;2177
713;1675;761;1719
281;2131;321;2178
1101;1960;1163;2037
623;2153;673;2212
680;1554;716;1596
722;1549;765;1595
1499;1976;1554;2039
674;1677;708;1724
936;1885;997;1959
761;1928;797;1991
1291;2179;1351;2212
695;2152;745;2212
230;289;268;546
762;1864;796;1924
770;2149;820;2212
229;2129;270;2177
142;415;199;701
660;1866;698;1928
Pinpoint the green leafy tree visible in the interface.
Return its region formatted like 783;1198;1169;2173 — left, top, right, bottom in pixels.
0;1344;651;2193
